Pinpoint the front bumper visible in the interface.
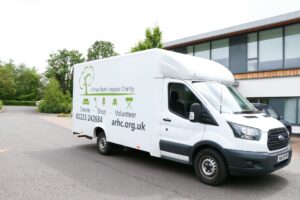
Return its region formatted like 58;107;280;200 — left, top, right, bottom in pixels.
224;146;292;176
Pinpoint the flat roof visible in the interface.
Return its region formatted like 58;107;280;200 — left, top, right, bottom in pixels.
164;10;300;49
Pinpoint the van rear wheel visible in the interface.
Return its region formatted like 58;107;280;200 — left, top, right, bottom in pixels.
97;132;113;155
194;148;228;185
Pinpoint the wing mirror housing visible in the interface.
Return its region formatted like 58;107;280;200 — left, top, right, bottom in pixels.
189;103;218;126
189;103;202;122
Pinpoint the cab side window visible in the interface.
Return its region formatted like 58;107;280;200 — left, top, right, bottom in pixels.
168;83;200;119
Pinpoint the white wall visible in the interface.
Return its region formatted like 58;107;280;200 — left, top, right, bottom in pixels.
292;126;300;134
237;76;300;98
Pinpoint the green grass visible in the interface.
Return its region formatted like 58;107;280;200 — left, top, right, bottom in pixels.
0;100;3;110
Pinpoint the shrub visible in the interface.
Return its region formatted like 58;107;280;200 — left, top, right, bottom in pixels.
0;100;3;110
2;100;36;106
38;78;72;113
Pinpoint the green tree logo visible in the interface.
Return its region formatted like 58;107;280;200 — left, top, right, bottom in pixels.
79;66;94;95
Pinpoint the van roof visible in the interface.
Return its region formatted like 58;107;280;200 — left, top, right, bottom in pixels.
77;48;234;84
150;49;234;84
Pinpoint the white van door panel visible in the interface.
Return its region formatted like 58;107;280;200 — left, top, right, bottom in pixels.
160;79;205;162
161;112;197;142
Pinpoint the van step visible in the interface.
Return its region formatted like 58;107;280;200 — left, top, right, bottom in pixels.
77;135;93;140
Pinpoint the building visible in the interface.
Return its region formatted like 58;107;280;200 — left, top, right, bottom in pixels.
164;11;300;126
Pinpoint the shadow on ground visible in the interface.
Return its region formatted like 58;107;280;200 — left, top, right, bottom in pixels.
27;143;289;199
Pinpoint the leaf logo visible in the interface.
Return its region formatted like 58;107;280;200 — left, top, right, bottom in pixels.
79;66;94;95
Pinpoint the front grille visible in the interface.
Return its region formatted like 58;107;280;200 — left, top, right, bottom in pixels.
268;128;289;151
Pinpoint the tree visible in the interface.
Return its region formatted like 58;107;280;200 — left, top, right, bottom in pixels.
14;64;41;101
0;60;43;102
87;41;118;61
79;66;94;95
131;26;163;52
38;78;72;113
0;62;16;100
45;49;85;95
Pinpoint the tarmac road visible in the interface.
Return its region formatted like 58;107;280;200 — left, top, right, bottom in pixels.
1;106;300;200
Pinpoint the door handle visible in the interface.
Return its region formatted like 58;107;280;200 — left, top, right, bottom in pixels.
163;118;171;122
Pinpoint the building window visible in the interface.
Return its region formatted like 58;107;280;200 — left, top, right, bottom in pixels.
172;46;187;54
284;98;297;124
247;98;269;104
298;99;300;124
247;33;258;72
187;45;194;55
211;39;229;68
194;42;210;59
259;28;283;70
285;23;300;68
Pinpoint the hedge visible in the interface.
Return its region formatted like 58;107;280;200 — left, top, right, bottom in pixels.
38;99;72;113
3;100;36;106
0;100;3;110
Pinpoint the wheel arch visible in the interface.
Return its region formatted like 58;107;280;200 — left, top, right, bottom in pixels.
189;141;228;166
93;123;107;138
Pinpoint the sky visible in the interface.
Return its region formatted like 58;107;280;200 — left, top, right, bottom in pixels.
1;0;300;72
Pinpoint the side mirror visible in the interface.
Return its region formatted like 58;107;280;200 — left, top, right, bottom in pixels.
189;103;219;126
189;103;202;122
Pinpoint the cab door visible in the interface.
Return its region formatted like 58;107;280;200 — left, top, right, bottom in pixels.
160;79;205;163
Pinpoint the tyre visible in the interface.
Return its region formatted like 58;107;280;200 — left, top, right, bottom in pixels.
96;132;113;155
194;148;228;186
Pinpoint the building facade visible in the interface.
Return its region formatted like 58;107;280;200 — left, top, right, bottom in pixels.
164;11;300;125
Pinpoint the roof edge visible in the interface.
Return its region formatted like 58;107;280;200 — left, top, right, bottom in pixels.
164;10;300;49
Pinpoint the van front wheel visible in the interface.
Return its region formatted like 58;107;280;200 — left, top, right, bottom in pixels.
97;133;113;155
194;149;228;185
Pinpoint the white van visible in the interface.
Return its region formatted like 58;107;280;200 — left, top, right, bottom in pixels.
72;49;291;185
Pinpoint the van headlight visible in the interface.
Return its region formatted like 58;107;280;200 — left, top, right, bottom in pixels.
228;122;261;141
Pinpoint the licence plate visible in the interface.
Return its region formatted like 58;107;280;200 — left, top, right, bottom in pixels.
277;152;289;163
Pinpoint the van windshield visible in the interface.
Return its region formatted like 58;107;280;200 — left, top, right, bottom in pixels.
193;82;258;114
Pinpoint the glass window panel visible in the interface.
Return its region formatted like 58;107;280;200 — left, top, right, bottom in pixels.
284;98;297;124
259;28;283;70
194;42;210;59
248;33;257;59
298;98;300;124
168;83;200;118
285;24;300;68
211;39;229;68
247;98;259;103
260;98;269;105
187;45;194;55
247;59;258;72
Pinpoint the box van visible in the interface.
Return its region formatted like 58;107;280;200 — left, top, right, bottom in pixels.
72;49;291;185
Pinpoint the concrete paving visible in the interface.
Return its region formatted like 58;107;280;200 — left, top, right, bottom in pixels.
1;106;300;200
